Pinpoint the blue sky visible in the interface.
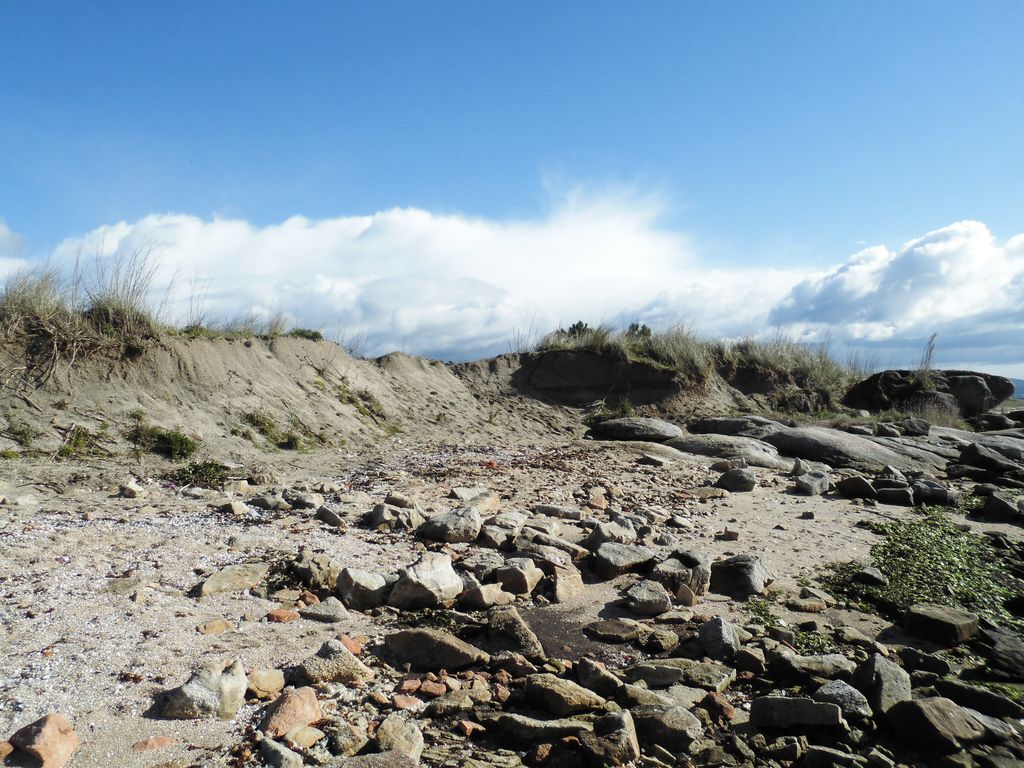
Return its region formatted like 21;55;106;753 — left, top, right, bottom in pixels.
1;2;1023;374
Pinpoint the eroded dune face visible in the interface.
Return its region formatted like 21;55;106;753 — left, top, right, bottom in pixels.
1;339;1022;767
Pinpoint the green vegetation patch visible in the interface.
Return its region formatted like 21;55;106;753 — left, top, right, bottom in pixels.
126;413;200;460
584;398;636;427
56;425;107;459
822;509;1023;633
163;460;230;488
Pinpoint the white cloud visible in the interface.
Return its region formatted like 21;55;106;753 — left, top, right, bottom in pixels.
4;200;1021;373
0;219;28;277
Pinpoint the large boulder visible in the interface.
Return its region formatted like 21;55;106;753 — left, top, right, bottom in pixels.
843;369;1014;417
386;553;463;609
590;417;683;442
665;433;791;470
709;554;774;598
383;629;489;671
159;660;247;719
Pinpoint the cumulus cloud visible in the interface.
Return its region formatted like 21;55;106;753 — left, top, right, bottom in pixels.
4;199;1022;372
0;219;28;277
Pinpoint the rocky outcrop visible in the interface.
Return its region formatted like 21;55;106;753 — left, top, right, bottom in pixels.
844;369;1015;416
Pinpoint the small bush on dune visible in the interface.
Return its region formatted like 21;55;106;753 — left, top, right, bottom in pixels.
126;413;199;460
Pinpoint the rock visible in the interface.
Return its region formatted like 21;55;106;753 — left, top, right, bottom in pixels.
977;493;1024;522
292;548;341;591
259;687;322;738
714;467;757;492
709;554;774;598
666;433;790;470
899;647;952;675
331;753;419;768
9;714;78;768
387;553;463;609
291;640;375;685
794;471;830;496
494;558;544;594
853;566;888;586
384;629;489;671
267;607;300;623
980;626;1024;680
734;647;767;674
550;564;585;603
488;605;545;658
698;617;739;661
912;479;958;506
482;712;593;742
585;618;643;643
773;653;857;683
576;658;624;698
160;660;246;719
786;597;827;613
248;668;286;699
364;503;425;531
418;506;483;543
904;603;979;645
261;738;303;768
590;417;683;442
836;475;876;499
886;697;985;752
584;520;637;549
961;442;1022;474
579;710;640;766
631;705;703;752
624;579;672;615
479;511;527;549
532;503;586;520
299;596;350;623
525;673;606;715
843;369;1014;416
329;720;369;757
749;694;845;728
461;582;516;609
876;486;915;506
622;659;735;692
591;542;655;578
934;678;1024;719
196;618;234;634
198;562;269;597
337;568;390;610
813;680;872;720
852;654;911;716
376;712;424;761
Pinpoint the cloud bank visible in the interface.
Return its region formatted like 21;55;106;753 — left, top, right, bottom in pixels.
2;196;1022;372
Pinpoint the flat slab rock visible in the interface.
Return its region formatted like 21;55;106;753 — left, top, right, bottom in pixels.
383;629;490;671
904;603;979;646
590;417;683;442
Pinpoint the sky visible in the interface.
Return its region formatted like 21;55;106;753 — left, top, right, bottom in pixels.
1;2;1022;375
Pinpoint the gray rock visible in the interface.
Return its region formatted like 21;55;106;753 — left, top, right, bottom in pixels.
290;640;375;685
292;548;341;591
337;568;390;610
261;738;303;768
904;603;979;645
794;471;830;496
773;653;857;682
386;553;463;609
551;564;585;603
331;753;419;768
852;653;911;716
298;596;350;623
329;720;370;757
760;425;919;473
478;511;527;549
576;658;623;698
364;503;425;531
622;658;735;692
494;558;544;594
481;712;593;742
836;475;876;500
488;605;544;658
591;542;656;579
854;566;889;586
631;705;703;752
532;503;585;520
697;616;739;661
714;467;757;492
977;493;1023;522
376;712;423;761
526;672;606;715
876;487;915;506
813;680;872;720
933;678;1024;719
198;562;269;597
417;506;482;543
590;417;683;442
383;628;489;671
709;554;774;598
579;710;640;766
160;660;246;719
624;579;672;616
665;433;790;470
886;697;985;752
750;694;845;728
585;520;637;549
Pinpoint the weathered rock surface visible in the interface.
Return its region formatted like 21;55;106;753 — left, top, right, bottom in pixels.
198;562;269;597
387;553;463;609
8;713;79;768
709;554;774;598
525;673;606;715
159;660;246;719
590;417;683;442
290;639;375;686
383;629;489;671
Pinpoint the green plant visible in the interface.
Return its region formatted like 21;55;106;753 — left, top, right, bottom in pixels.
287;328;324;342
0;449;19;459
241;410;280;442
745;595;782;627
4;420;39;447
822;509;1023;633
915;332;938;388
55;425;106;459
584;398;636;427
126;415;199;460
163;460;230;488
793;631;836;655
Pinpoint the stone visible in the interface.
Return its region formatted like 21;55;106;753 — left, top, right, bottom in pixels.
331;753;419;768
773;653;857;683
376;712;424;761
292;548;342;591
591;542;655;579
260;738;303;768
787;597;828;613
794;471;830;496
734;647;767;674
933;679;1024;719
813;680;872;720
886;698;985;752
198;562;269;597
479;511;527;549
329;720;369;757
160;660;246;719
624;579;672;615
854;566;889;586
579;710;640;766
749;694;845;728
576;658;624;698
460;583;516;609
418;506;483;543
585;618;643;643
698;616;740;661
837;475;876;499
551;564;585;603
384;629;489;671
9;713;78;768
852;654;911;716
364;503;425;531
259;687;322;738
196;618;234;635
585;520;638;549
631;705;703;752
979;493;1023;522
337;568;390;610
291;640;375;685
899;647;952;675
532;503;586;520
387;553;463;609
267;608;300;623
709;554;774;598
494;558;544;594
526;673;606;714
247;668;286;699
667;433;791;470
622;658;736;692
481;712;593;742
299;596;350;623
488;605;544;658
904;603;979;645
876;487;915;506
714;468;757;492
590;417;683;442
961;442;1022;473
